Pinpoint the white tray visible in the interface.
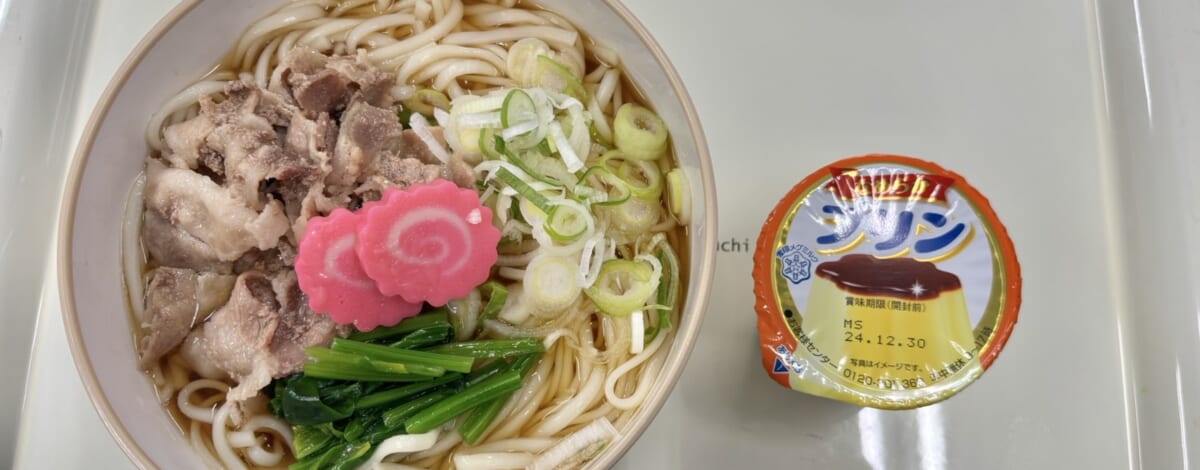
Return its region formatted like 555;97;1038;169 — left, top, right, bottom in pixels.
0;0;99;463
11;0;1198;468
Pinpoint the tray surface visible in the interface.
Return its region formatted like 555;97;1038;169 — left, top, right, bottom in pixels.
12;0;1190;468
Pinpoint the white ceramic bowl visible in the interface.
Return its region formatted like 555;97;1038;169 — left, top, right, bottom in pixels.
58;1;715;468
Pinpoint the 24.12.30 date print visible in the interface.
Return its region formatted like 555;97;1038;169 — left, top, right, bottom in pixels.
843;332;927;349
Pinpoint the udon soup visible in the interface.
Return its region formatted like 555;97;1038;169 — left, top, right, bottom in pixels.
126;0;691;468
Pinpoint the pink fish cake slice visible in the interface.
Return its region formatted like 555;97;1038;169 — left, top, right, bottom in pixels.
295;208;422;331
357;181;501;306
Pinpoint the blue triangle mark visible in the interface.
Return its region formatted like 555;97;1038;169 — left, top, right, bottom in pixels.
772;358;788;373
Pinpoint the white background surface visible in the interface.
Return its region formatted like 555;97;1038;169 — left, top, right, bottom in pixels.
5;0;1197;468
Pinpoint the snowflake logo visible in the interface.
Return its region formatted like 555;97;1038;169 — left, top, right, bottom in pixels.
780;252;812;284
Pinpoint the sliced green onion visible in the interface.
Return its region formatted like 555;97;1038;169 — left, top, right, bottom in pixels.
404;371;524;434
402;88;451;117
517;196;548;228
476;159;542;188
579;166;630;207
584;258;660;317
577;236;608;288
547;120;584;173
488;143;565;187
521;253;583;315
537;137;555;155
587;96;614;147
409;112;450;163
545;201;591;243
508;38;553;87
501;89;536;127
536;55;589;102
644;242;680;343
479;129;506;160
589;119;612;148
613;103;668;160
495;193;514;227
572;184;603;201
330;339;475;373
453;90;509;114
513;150;574;187
644;307;673;344
617;159;663;200
501;120;541;142
666;168;692;224
604;196;660;235
449;93;504;155
496;168;554;214
501;89;542;150
497;284;532;325
424;338;545;359
459;111;502;129
446;291;478;342
565;106;592;165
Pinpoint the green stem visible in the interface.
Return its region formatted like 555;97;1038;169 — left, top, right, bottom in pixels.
331;338;475;373
423;338;544;359
304;347;447;381
404;371;524;434
303;361;432;383
458;354;540;444
347;310;450;343
381;390;454;429
463;358;510;388
480;282;509;323
366;359;445;377
355;373;463;410
389;326;452;350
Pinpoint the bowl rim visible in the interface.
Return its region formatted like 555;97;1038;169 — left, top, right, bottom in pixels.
56;0;717;468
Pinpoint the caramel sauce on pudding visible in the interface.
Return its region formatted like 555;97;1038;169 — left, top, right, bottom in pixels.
815;254;961;300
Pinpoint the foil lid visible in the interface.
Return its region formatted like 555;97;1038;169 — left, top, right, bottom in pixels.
752;155;1021;409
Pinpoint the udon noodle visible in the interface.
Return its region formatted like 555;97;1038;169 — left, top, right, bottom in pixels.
129;0;687;468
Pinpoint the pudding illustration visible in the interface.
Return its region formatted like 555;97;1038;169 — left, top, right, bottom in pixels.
804;254;977;383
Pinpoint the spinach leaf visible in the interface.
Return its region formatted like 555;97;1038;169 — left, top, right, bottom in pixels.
291;425;333;460
276;376;361;425
290;440;371;470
